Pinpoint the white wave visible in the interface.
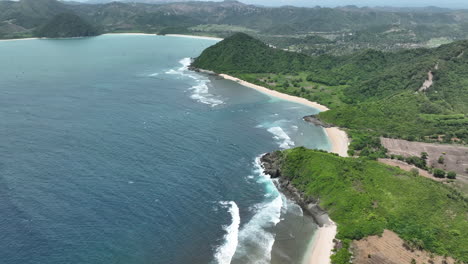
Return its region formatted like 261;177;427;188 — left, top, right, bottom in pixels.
189;79;224;107
233;196;282;264
164;57;224;107
267;127;295;149
148;72;159;77
230;156;283;264
214;201;240;264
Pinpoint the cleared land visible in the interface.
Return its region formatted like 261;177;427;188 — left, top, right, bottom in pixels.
381;138;468;177
381;137;468;192
352;230;456;264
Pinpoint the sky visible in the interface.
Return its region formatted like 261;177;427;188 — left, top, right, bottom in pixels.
67;0;468;9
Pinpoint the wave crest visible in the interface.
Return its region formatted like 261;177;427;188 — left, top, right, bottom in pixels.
214;201;240;264
166;57;224;107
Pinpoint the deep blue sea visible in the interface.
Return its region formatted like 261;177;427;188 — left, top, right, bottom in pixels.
0;35;330;264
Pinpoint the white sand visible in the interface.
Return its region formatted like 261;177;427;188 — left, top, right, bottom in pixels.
165;34;223;41
103;33;157;36
325;127;349;157
0;38;39;42
219;74;330;112
304;219;337;264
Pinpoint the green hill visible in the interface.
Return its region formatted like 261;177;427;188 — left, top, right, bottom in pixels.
35;13;100;38
265;148;468;263
193;33;468;154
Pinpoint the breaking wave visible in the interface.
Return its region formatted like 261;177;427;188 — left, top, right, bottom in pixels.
214;201;241;264
230;156;283;264
166;57;224;107
267;126;295;149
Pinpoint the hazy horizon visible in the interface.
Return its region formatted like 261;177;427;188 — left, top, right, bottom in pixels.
65;0;468;9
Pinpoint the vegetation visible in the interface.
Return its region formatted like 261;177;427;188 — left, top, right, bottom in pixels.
447;171;457;179
35;13;100;38
433;168;447;178
276;147;468;263
193;33;468;147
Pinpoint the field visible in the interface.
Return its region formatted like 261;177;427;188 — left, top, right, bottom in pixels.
381;138;468;192
352;230;456;264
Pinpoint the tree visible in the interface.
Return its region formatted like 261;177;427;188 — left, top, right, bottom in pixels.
421;152;428;160
433;168;446;178
447;171;457;179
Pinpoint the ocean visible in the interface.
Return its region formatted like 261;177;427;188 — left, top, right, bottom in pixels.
0;35;330;264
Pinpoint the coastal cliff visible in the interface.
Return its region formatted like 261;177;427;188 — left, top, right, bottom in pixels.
260;151;331;227
259;147;468;263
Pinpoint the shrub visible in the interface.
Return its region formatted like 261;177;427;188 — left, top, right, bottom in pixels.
447;171;457;179
433;168;446;178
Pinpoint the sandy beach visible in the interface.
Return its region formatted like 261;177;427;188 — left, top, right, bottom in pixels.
219;74;330;112
325;127;349;157
0;38;39;42
103;33;157;36
165;34;223;41
304;219;337;264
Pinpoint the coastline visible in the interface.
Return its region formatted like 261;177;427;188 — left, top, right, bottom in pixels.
217;74;349;157
217;72;347;264
0;37;39;42
165;34;224;41
261;152;339;264
0;33;223;42
218;74;330;111
303;219;337;264
216;73;347;264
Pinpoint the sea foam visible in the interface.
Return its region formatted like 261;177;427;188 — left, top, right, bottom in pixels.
267;127;295;149
214;201;241;264
230;156;283;264
165;57;224;107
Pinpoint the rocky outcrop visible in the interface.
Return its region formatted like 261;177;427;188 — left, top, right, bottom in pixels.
303;115;333;128
260;152;331;227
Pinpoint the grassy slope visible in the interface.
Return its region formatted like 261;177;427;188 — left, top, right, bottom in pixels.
279;148;468;262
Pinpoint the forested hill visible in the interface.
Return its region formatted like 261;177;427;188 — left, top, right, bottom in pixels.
35;13;100;38
192;33;310;73
193;33;468;148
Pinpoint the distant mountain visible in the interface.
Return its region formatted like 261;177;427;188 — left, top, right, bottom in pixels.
35;12;100;38
85;0;178;3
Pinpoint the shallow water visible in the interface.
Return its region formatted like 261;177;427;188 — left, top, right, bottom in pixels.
0;35;330;264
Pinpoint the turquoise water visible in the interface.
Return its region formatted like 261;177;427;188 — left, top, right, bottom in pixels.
0;35;330;264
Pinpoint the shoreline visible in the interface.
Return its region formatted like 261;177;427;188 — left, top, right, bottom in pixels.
0;33;223;42
217;74;349;157
164;34;224;41
218;74;330;111
0;37;39;42
303;219;337;264
261;152;339;264
218;73;348;264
